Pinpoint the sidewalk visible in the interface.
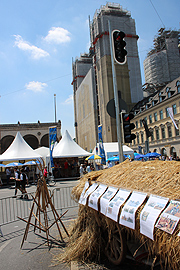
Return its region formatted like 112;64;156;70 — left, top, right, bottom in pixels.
0;218;150;270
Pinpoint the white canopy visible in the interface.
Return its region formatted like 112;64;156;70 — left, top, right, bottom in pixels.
34;146;50;157
53;130;91;158
0;132;42;162
93;142;134;160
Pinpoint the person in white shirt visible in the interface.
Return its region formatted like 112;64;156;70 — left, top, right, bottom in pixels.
13;167;23;198
107;160;113;168
86;165;91;173
79;164;84;177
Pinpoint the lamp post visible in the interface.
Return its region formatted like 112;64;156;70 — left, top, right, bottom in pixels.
54;94;57;123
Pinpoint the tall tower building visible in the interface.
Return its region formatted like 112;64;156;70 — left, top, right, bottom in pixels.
72;3;143;151
144;28;180;85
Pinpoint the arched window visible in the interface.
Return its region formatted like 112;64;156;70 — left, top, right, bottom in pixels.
40;134;49;147
24;134;39;149
0;135;15;154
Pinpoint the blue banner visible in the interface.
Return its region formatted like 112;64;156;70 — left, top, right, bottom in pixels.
98;125;106;165
49;126;57;168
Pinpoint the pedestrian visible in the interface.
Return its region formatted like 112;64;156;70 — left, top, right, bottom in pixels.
43;166;48;183
79;164;84;177
86;164;91;173
107;160;112;168
20;168;28;199
64;160;69;177
13;167;23;198
71;160;76;177
6;167;11;186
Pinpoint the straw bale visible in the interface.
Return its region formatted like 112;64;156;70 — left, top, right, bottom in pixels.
60;160;180;269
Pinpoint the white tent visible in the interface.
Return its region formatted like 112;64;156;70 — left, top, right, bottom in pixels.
93;142;134;160
53;130;91;158
0;132;42;162
34;146;50;157
34;146;50;169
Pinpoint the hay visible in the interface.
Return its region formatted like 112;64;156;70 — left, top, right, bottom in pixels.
59;160;180;269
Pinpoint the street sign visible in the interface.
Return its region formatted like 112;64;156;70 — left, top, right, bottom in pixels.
107;96;127;118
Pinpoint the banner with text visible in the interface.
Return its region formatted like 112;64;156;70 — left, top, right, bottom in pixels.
98;125;106;164
49;126;57;168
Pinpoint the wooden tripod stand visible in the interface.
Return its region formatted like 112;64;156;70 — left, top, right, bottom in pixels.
18;159;69;249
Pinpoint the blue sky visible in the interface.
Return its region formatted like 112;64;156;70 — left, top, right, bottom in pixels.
0;0;179;138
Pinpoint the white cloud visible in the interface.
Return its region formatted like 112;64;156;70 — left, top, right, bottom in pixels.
14;35;49;59
25;81;47;92
43;27;71;44
64;94;73;104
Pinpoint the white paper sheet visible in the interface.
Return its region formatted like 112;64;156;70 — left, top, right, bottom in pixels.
156;200;180;234
100;186;118;216
140;195;169;240
106;189;131;222
88;184;108;211
79;182;99;206
120;191;147;230
78;181;90;204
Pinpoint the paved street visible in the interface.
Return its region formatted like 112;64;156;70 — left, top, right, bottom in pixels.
0;178;79;199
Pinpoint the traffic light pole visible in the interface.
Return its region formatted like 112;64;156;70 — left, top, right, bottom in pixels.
108;21;124;163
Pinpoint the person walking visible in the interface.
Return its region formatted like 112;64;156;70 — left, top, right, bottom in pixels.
20;168;28;199
79;164;84;177
13;167;23;198
6;167;11;186
43;166;48;183
64;160;69;177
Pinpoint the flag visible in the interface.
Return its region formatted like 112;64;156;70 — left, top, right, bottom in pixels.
49;126;57;168
167;107;179;130
98;125;106;165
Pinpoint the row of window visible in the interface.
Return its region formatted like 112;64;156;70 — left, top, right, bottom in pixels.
133;124;179;145
135;104;177;129
134;80;180;116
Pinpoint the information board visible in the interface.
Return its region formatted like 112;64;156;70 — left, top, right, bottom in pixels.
140;195;169;240
120;191;147;230
156;200;180;234
100;186;118;216
88;184;108;211
106;189;131;222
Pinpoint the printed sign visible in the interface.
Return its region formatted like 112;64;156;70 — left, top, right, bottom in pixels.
100;186;118;216
98;125;106;165
79;182;99;206
106;189;131;222
78;181;90;204
140;195;169;240
88;184;108;211
120;191;147;230
156;200;180;234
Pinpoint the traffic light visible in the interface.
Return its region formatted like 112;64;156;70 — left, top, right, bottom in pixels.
122;113;136;143
142;118;152;138
112;30;127;64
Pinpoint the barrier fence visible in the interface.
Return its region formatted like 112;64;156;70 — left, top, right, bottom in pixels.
0;186;78;228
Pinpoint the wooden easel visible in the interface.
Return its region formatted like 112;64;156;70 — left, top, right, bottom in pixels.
18;158;69;249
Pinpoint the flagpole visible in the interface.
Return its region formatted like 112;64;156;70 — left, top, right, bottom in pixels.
54;94;57;123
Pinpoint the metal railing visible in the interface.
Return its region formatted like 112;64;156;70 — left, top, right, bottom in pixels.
51;186;78;215
0;186;78;227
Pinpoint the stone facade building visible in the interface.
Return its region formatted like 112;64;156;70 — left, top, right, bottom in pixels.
130;76;180;158
72;3;143;152
0;120;61;154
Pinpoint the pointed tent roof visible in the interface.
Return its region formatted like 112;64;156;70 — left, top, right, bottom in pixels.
0;132;42;161
34;146;50;157
52;130;91;158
